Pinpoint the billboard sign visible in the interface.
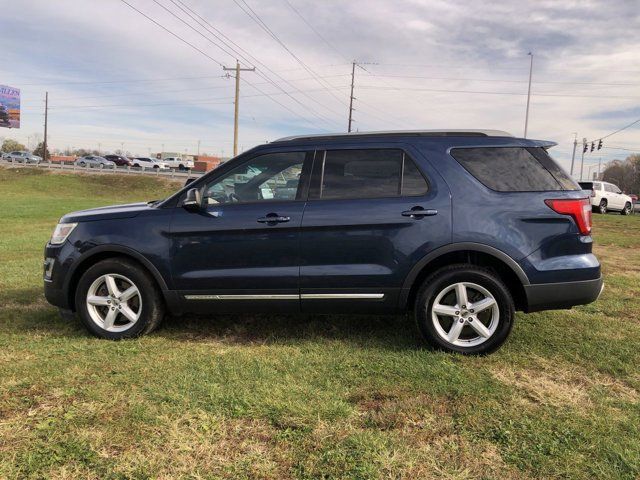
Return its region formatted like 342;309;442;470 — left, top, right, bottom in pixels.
0;85;20;128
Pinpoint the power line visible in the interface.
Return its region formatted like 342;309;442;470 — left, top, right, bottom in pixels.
162;0;341;126
357;85;640;99
587;118;640;143
118;0;225;67
116;0;333;131
361;72;639;87
47;86;350;110
52;75;350;101
231;0;348;107
282;0;348;62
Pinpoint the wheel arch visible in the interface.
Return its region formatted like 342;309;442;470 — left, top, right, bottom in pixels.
400;243;529;312
65;245;170;312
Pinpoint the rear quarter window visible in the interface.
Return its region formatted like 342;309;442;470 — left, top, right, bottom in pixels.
450;147;580;192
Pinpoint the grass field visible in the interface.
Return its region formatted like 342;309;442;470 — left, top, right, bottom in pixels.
1;167;639;479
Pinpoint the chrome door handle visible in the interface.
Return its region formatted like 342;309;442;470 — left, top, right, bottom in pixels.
257;214;290;224
401;208;437;217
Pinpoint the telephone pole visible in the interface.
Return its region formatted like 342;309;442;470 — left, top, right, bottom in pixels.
580;137;587;181
523;52;533;138
569;132;577;176
348;61;356;132
43;92;48;162
223;61;255;156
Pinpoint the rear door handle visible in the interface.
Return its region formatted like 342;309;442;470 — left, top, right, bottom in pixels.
257;213;291;224
401;208;437;218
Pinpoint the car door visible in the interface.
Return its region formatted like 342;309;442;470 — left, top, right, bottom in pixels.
169;149;313;313
299;145;452;313
604;183;620;209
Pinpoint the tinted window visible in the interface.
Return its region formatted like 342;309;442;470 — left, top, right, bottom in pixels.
402;157;429;195
203;151;305;205
316;149;428;200
450;147;579;192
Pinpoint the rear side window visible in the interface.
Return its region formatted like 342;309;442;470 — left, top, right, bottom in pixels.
450;147;580;192
315;149;428;200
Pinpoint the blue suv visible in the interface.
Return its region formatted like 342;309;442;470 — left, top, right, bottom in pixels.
44;130;602;354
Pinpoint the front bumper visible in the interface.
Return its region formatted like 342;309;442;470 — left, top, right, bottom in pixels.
524;275;604;312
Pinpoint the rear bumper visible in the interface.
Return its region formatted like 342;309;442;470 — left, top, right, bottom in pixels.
524;276;603;312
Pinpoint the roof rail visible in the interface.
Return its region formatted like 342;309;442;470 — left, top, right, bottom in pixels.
274;129;513;142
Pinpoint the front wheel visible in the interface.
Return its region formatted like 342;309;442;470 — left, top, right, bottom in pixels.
414;264;514;355
75;258;164;339
598;200;607;214
621;202;632;215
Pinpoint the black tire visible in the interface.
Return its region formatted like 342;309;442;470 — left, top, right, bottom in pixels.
414;264;515;355
621;202;632;215
75;258;164;339
598;200;607;214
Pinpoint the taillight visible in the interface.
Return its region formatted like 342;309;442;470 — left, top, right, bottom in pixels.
545;198;592;235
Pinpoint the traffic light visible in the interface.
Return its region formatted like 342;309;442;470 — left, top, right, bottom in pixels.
583;142;588;153
590;142;595;152
597;139;603;150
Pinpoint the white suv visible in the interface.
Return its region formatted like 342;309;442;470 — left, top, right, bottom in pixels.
580;181;633;215
163;156;194;170
131;157;169;170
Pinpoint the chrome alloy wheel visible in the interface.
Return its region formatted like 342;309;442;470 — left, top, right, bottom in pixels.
86;273;142;332
430;282;499;347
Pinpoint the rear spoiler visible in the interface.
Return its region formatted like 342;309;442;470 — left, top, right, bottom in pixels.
528;139;558;149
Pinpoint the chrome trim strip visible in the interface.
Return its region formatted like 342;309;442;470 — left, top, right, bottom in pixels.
184;294;298;300
301;293;385;299
184;293;385;300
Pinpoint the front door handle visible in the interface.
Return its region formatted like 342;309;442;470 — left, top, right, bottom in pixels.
257;213;291;224
402;208;437;218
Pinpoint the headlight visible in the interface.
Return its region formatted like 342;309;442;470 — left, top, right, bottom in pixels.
50;222;77;245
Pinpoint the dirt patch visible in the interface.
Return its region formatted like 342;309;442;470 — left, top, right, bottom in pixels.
491;357;638;410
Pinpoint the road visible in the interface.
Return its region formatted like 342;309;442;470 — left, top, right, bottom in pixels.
0;159;206;180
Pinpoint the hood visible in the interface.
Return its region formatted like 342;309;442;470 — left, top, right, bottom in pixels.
60;202;153;223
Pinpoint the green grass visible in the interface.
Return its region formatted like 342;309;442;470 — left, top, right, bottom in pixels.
1;166;639;479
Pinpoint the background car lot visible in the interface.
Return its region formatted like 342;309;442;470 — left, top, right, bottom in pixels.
0;166;638;479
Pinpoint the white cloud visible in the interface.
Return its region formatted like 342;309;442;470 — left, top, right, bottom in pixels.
0;0;638;171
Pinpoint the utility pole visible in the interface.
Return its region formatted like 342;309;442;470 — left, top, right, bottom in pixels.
348;61;356;132
43;92;48;161
597;157;602;180
223;61;255;157
580;137;587;181
569;133;577;176
523;52;533;138
197;140;200;156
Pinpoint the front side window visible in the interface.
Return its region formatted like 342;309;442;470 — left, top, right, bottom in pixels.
314;149;428;200
203;151;306;205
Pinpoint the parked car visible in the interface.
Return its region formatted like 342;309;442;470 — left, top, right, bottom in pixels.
44;130;603;354
7;151;42;164
1;152;11;160
578;181;633;215
103;154;132;167
132;157;169;170
75;155;116;169
163;156;194;170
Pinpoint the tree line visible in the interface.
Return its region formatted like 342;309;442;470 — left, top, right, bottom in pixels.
601;154;640;194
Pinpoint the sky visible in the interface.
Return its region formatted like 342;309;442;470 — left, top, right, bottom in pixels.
0;0;639;175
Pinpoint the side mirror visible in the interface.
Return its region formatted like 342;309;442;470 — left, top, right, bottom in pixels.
182;188;202;212
184;177;195;186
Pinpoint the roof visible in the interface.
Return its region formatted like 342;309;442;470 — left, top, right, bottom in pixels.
274;129;514;142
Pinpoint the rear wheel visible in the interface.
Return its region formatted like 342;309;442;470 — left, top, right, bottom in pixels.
622;202;632;215
414;264;514;355
598;200;607;214
75;258;164;339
